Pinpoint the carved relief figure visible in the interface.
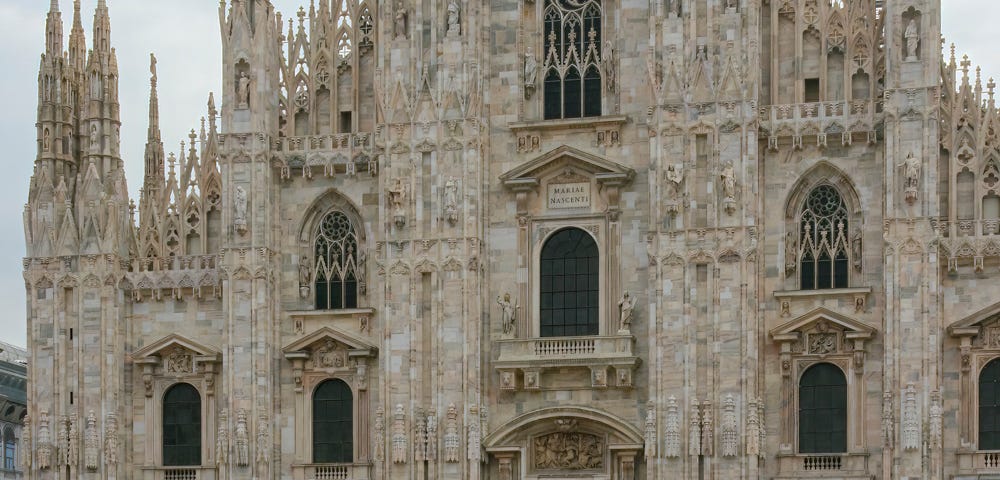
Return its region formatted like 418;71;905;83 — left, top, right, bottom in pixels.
444;403;460;462
256;415;269;468
84;411;99;471
524;53;537;95
21;415;30;469
394;3;407;39
426;414;438;460
618;290;636;333
414;411;427;461
447;0;461;36
902;384;919;450
533;432;604;470
905;18;920;60
784;231;798;277
664;396;681;457
392;404;407;464
234;185;248;234
90;124;99;153
720;161;737;202
166;348;192;374
217;409;229;466
898;152;920;204
497;293;517;337
237;72;251;109
721;395;737;457
235;409;250;467
852;231;862;270
444;178;459;225
374;407;385;462
388;178;407;227
602;41;616;92
467;405;481;460
669;0;681;17
644;401;657;458
38;411;52;470
298;256;312;298
688;400;701;456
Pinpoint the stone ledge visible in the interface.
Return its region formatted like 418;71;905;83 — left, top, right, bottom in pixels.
773;286;872;300
494;335;639;391
287;308;376;319
509;115;628;133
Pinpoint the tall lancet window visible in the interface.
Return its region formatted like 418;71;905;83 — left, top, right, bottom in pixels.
799;185;850;290
543;0;603;120
315;211;360;310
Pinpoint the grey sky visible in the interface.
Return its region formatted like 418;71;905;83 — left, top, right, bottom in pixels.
0;1;995;347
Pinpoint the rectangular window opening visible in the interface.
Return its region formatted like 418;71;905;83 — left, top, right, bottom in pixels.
339;111;352;134
804;78;821;102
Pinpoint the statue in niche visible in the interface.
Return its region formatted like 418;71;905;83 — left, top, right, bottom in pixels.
497;293;517;337
388;178;407;228
299;256;312;298
234;185;248;234
90;124;99;153
784;231;798;277
524;53;537;98
444;178;459;226
237;72;251;109
726;0;736;10
852;231;862;270
720;161;737;214
898;152;920;204
618;290;637;333
664;163;684;217
394;3;408;39
602;41;616;92
447;0;461;36
668;0;680;17
904;18;919;60
42;128;50;152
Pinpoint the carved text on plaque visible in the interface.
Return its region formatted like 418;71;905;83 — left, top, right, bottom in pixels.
547;182;591;209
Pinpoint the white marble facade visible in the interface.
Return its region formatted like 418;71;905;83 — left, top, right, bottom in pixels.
21;0;1000;479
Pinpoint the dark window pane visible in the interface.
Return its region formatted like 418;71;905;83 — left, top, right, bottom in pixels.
540;228;599;337
584;67;602;117
798;363;847;453
163;383;201;466
313;379;354;463
981;359;1000;450
544;69;562;119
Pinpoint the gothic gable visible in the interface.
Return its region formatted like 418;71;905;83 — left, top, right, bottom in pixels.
948;301;1000;340
770;307;875;345
499;145;635;187
132;333;221;363
281;326;378;358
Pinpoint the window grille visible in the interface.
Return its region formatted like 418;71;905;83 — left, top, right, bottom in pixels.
313;379;354;464
798;363;847;454
162;384;201;466
542;0;603;119
799;185;850;290
981;359;1000;450
315;211;360;310
540;228;599;337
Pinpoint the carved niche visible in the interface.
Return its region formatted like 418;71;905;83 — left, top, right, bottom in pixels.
532;431;604;471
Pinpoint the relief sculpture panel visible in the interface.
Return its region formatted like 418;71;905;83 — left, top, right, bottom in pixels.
532;432;604;470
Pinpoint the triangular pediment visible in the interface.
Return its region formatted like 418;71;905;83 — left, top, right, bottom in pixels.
132;333;221;361
499;145;635;187
948;301;1000;338
770;307;875;342
282;326;378;357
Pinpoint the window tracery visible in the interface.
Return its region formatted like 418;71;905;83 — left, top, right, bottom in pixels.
799;185;850;290
542;0;603;120
314;211;361;310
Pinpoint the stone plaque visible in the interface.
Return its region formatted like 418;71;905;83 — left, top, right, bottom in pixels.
547;182;591;209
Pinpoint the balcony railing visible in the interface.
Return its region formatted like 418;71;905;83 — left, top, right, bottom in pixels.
803;455;842;471
982;452;1000;469
314;465;350;480
496;335;636;366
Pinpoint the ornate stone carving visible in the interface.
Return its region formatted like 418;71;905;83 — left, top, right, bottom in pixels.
665;163;684;218
644;401;657;458
602;40;616;93
467;404;481;461
21;414;31;469
904;18;919;60
235;409;250;467
392;404;407;464
902;384;919;450
757;398;766;458
721;395;737;457
237;72;251;109
665;396;681;458
57;415;69;467
700;400;714;456
256;414;269;468
298;256;312;298
84;411;99;471
444;403;460;463
37;411;52;470
166;347;193;374
311;339;345;369
882;390;894;449
524;53;537;99
497;293;517;338
688;400;701;456
618;290;636;334
720;161;737;215
426;413;438;461
414;409;427;462
533;432;604;470
217;409;229;466
929;390;942;449
388;178;407;228
746;398;760;457
784;231;797;277
808;332;837;355
233;185;248;234
373;407;385;462
394;2;407;39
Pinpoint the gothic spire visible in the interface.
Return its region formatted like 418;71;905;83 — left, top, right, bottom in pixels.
68;0;86;71
44;0;63;58
143;53;165;200
93;0;111;54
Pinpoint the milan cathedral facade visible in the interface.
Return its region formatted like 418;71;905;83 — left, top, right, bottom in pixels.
21;0;1000;478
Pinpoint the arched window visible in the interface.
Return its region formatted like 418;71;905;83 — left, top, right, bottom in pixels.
313;379;354;463
798;363;847;453
315;211;360;310
980;359;1000;450
162;383;201;466
799;185;850;290
2;427;13;470
540;228;599;337
542;0;603;120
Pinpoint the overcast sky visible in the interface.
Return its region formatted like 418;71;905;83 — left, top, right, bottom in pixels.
0;1;995;348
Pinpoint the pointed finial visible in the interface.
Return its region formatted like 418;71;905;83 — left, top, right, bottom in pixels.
50;0;60;13
150;53;158;85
